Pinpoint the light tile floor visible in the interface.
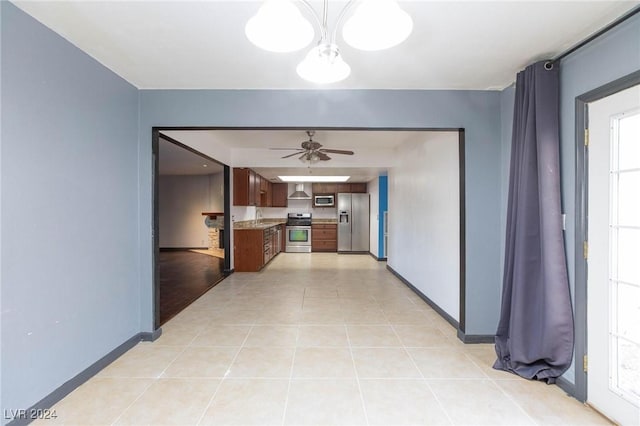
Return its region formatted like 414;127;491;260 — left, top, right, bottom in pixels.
39;254;611;425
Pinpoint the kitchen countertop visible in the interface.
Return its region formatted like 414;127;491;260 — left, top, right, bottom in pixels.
234;218;337;230
234;220;286;230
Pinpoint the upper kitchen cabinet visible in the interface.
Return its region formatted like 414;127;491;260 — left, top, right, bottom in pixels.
271;183;288;207
235;168;283;207
335;183;368;193
259;180;273;207
350;183;368;193
312;183;337;195
314;182;368;195
336;183;351;193
234;168;257;206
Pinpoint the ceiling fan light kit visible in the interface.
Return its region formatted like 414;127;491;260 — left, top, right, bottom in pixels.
271;130;355;164
245;0;413;84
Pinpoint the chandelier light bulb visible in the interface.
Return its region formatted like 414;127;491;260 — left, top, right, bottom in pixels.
296;44;351;84
245;0;314;52
342;0;413;51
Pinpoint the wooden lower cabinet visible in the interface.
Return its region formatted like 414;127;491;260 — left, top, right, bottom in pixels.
234;225;283;272
312;223;337;252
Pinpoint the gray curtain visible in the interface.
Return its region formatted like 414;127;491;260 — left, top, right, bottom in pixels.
494;61;574;383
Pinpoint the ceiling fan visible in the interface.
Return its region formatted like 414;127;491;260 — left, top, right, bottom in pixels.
271;131;354;162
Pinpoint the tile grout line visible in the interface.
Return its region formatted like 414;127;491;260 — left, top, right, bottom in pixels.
280;324;300;426
487;372;539;425
108;378;156;425
388;322;456;426
345;323;371;426
194;321;255;426
109;341;191;425
280;284;305;426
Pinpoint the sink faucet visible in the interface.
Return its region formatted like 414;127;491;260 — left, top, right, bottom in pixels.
255;208;262;225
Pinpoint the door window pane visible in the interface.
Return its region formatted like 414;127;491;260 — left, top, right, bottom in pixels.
616;339;640;401
617;172;640;227
616;228;640;285
610;109;640;408
616;282;640;344
618;112;640;170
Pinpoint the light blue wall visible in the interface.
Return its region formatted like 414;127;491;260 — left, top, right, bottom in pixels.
559;12;640;304
558;12;640;385
139;89;503;335
497;12;640;387
499;85;515;279
1;3;140;419
378;176;388;258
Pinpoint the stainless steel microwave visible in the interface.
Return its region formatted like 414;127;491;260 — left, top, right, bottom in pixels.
314;194;335;207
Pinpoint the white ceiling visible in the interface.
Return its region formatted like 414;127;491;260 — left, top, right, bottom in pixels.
159;137;224;175
13;0;639;90
16;1;637;180
160;129;437;181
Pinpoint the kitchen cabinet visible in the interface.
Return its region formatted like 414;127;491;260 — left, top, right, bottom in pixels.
280;224;286;252
234;224;283;272
234;229;263;271
336;183;367;193
336;183;351;193
314;182;367;197
234;168;257;206
312;183;337;195
259;176;269;192
271;183;288;207
235;168;277;207
259;180;272;207
349;182;368;193
253;172;261;206
312;223;337;252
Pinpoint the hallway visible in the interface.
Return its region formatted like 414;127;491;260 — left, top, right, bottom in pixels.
42;254;609;425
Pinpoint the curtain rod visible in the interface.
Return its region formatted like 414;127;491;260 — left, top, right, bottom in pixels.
550;5;640;65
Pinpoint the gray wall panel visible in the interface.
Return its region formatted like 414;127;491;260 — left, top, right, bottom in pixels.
1;3;139;420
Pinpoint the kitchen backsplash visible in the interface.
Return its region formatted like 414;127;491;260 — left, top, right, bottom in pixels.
231;201;337;224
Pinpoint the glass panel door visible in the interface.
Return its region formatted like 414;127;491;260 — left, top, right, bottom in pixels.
587;85;640;425
609;111;640;405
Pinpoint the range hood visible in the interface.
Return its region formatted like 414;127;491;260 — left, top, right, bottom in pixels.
288;183;311;200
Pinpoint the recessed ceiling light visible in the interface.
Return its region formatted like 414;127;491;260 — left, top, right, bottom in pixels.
202;164;208;167
278;176;350;182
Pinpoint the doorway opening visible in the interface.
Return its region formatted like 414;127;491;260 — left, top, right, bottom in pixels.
151;127;466;342
153;132;231;327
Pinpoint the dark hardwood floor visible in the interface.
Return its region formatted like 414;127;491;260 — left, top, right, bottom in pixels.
159;250;226;325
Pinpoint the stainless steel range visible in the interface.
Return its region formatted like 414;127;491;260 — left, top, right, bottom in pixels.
285;213;312;253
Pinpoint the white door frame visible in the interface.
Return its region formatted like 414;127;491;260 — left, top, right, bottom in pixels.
573;70;640;402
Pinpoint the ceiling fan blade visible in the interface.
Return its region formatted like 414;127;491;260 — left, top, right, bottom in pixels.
317;152;331;161
270;148;304;150
281;151;304;159
319;149;354;155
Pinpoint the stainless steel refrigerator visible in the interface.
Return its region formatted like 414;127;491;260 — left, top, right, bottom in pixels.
337;193;370;252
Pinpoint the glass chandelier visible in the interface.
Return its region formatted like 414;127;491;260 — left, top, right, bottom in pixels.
245;0;413;84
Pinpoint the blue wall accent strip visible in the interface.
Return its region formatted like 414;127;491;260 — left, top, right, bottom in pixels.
378;176;388;258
